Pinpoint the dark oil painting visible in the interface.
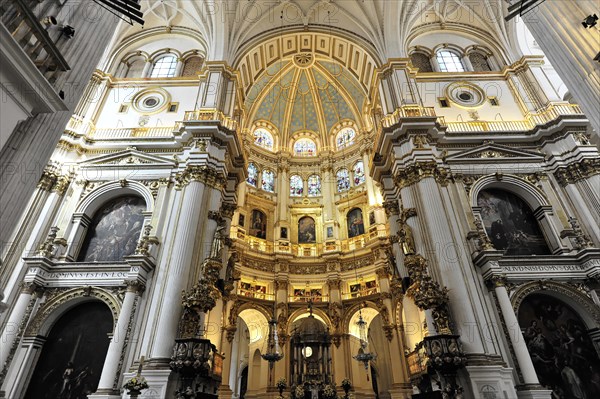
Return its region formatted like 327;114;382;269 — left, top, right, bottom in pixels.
347;208;365;238
518;294;600;398
298;216;316;243
477;189;550;255
249;209;267;239
78;196;145;262
25;302;113;399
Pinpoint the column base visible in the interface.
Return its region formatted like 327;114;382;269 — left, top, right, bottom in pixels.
465;364;519;399
217;384;233;399
516;384;552;399
88;390;122;399
120;369;172;399
387;383;413;399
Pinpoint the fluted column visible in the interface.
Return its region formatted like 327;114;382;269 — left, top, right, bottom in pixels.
520;0;600;135
492;278;540;386
150;176;206;360
0;282;40;373
94;281;145;396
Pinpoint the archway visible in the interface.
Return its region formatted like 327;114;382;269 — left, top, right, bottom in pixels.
24;301;113;399
518;293;600;398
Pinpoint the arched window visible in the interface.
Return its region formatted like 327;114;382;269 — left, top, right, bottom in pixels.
353;161;365;186
436;50;465;72
253;128;274;151
77;196;145;262
247;163;258;186
336;127;356;150
307;175;321;197
261;169;275;192
249;209;267;239
298;216;316;243
181;56;204;76
411;52;433;72
24;302;113;398
518;293;600;397
477;189;550;255
469;52;491;72
125;58;145;78
293;138;317;156
290;175;303;196
150;55;177;78
347;208;365;238
336;169;350;192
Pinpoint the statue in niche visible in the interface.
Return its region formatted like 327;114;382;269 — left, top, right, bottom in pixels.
210;223;226;259
398;224;416;255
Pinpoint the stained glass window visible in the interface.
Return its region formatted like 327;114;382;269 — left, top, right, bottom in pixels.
436;50;465;72
353;161;365;186
336;127;356;149
293;138;316;156
253;128;274;150
290;175;303;196
150;55;177;77
336;169;350;192
247;163;258;186
262;169;275;192
308;175;321;196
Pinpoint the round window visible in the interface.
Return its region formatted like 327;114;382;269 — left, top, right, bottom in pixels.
143;97;159;108
446;82;485;108
458;92;473;102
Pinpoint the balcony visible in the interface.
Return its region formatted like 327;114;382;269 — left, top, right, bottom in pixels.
1;0;69;84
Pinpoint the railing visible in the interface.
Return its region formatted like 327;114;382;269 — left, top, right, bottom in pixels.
381;106;438;128
183;109;238;131
1;0;70;84
341;285;379;300
89;126;175;139
289;294;329;303
237;287;275;301
64;116;94;136
445;103;584;133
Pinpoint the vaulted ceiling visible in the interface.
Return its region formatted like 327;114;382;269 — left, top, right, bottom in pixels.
115;0;520;62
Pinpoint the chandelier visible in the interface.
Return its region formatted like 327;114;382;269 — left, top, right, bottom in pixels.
261;317;284;368
352;310;376;371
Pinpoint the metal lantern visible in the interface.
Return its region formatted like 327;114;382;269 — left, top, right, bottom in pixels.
352;311;376;370
261;318;284;367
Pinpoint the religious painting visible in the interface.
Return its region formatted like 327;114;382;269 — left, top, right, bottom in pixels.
326;226;334;238
298;216;316;243
349;283;361;298
347;208;365;238
238;213;245;228
77;196;145;262
369;211;376;226
280;227;288;239
518;294;600;398
477;189;550;255
249;210;267;239
365;280;377;295
24;302;113;399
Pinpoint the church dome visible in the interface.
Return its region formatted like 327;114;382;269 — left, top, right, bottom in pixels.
297;314;327;336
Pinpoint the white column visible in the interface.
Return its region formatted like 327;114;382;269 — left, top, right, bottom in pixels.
150;177;206;360
93;281;143;396
0;283;39;370
493;279;539;385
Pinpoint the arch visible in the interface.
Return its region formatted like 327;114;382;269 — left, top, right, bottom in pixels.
292;137;317;157
24;301;114;399
181;54;205;76
246;162;259;186
307;174;322;197
75;180;154;216
469;175;549;209
335;125;357;150
103;27;207;75
435;48;465;72
25;287;121;337
261;169;275;192
336;168;351;192
252;127;275;151
150;53;178;78
353;161;366;186
410;51;434;73
344;304;380;338
238;308;271;344
77;195;146;262
290;174;304;197
288;309;332;334
512;281;600;328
